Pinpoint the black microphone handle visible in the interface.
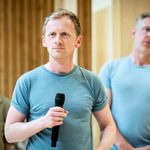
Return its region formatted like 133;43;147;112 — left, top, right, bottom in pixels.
51;125;60;147
51;93;65;147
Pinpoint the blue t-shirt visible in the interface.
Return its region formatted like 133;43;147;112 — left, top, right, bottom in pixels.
11;65;107;150
99;56;150;149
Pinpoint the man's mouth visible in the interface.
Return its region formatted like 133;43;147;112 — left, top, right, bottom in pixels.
53;47;64;49
143;40;150;46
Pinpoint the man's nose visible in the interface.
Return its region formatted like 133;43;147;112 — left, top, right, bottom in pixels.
148;31;150;37
54;35;62;45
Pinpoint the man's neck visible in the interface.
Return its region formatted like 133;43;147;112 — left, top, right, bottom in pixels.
45;61;74;74
131;51;150;66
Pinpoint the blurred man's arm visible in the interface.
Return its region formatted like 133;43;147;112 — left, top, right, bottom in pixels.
105;88;134;150
93;103;116;150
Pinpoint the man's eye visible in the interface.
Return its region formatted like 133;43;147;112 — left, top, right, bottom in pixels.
49;33;56;37
61;32;69;37
143;27;150;32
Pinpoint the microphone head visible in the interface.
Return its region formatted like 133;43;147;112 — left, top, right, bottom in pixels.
55;93;65;107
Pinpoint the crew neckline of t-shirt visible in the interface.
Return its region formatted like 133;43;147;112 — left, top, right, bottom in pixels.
41;64;77;76
127;56;150;69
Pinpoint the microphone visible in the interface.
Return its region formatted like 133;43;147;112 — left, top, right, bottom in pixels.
51;93;65;147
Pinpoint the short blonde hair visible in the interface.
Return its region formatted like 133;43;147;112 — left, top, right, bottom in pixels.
42;8;81;36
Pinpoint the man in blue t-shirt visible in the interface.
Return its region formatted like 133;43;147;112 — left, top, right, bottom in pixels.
99;12;150;150
4;8;116;150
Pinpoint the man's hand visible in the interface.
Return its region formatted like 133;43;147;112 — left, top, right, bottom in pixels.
42;107;68;128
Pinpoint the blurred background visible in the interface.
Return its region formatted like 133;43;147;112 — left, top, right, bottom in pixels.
0;0;150;149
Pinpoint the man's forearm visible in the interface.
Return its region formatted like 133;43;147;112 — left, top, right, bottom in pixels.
115;129;133;150
97;125;116;150
5;116;46;143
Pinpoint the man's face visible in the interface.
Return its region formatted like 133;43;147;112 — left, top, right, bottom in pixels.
42;16;81;61
132;17;150;55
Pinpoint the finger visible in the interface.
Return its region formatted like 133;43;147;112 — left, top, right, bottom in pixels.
52;116;64;122
50;107;65;112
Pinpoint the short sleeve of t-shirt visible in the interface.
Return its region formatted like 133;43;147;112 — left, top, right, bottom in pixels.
11;73;30;116
99;61;113;89
92;77;107;112
80;68;107;112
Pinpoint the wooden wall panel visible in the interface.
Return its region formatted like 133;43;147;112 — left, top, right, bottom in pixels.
78;0;92;70
0;0;54;98
92;7;112;74
112;0;150;58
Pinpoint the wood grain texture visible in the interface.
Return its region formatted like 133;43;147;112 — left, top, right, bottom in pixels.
0;0;54;98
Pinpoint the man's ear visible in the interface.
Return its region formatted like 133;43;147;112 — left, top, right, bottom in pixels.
75;35;82;48
42;35;47;47
131;27;136;38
